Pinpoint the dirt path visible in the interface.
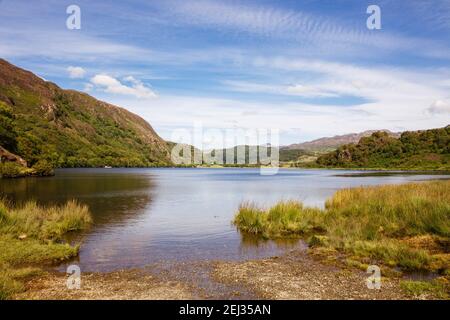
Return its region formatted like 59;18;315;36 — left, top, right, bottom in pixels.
16;250;412;300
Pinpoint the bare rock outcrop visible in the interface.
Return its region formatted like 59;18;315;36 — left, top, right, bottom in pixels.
0;146;27;167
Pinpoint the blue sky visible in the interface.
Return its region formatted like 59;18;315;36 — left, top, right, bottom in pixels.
0;0;449;147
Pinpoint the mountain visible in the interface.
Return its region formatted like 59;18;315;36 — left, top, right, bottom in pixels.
204;145;277;165
284;130;401;152
316;127;450;169
0;59;172;168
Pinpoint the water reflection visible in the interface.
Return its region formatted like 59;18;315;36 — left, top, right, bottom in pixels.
0;169;155;227
1;168;447;272
239;231;302;248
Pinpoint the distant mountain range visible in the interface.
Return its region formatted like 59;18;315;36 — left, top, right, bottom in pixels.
283;130;401;152
0;59;448;171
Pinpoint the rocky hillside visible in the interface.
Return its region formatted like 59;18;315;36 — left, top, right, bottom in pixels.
0;59;172;168
316;126;450;169
285;130;401;152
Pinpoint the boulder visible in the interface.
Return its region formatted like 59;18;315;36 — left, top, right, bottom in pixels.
0;146;27;167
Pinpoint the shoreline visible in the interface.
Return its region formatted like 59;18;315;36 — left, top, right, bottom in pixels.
16;249;420;300
2;165;449;181
52;166;450;173
3;178;449;300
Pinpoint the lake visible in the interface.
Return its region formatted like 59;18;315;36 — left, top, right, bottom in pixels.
0;168;447;272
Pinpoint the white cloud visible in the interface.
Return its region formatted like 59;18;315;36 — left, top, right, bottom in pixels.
106;91;448;148
248;57;449;104
428;100;450;114
67;66;86;79
90;74;157;99
225;57;450;105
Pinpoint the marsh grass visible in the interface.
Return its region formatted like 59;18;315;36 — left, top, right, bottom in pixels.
0;200;92;299
234;201;324;239
400;279;449;299
234;181;450;276
0;200;91;241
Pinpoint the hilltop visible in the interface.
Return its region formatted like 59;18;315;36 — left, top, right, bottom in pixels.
284;130;401;153
316;126;449;170
0;59;172;170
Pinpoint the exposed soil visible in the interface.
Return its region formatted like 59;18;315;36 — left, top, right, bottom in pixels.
15;269;193;300
212;250;410;300
14;249;417;300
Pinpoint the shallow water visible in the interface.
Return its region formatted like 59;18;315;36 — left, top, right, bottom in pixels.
0;168;447;272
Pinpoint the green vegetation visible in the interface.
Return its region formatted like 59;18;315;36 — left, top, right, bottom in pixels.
0;162;33;178
188;146;316;166
0;160;54;178
234;180;450;291
234;201;324;237
279;149;320;164
3;89;171;168
317;126;450;170
203;146;276;165
31;159;54;176
400;279;449;299
0;199;92;299
0;59;171;170
0;101;18;153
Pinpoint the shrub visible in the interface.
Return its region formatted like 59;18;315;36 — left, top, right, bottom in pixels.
31;159;54;176
0;162;30;178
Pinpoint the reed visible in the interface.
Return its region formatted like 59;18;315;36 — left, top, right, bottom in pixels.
234;180;450;273
0;199;92;299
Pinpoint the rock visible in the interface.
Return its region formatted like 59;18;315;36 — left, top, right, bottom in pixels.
0;146;27;167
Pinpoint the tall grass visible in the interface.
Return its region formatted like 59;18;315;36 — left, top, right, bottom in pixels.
234;201;324;238
234;180;450;272
0;200;92;299
325;182;450;239
0;200;92;240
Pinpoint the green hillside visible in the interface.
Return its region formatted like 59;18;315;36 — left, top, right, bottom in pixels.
0;59;172;169
316;126;450;170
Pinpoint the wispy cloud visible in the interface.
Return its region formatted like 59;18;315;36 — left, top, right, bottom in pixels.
225;56;450;103
0;26;150;62
407;0;450;31
159;0;449;57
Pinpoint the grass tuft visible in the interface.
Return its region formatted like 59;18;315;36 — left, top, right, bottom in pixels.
0;199;92;299
400;279;449;299
234;180;450;275
234;201;324;238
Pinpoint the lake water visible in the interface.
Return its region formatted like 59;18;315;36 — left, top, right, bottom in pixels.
0;168;447;272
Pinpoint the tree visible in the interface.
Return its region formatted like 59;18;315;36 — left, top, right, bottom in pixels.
0;101;17;152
